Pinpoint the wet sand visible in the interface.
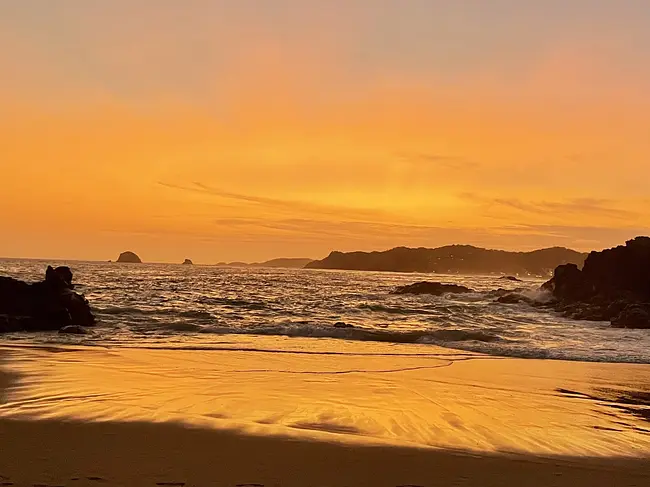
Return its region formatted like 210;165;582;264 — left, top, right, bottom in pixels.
1;341;650;486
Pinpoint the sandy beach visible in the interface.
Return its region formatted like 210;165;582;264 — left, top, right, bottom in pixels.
2;340;650;486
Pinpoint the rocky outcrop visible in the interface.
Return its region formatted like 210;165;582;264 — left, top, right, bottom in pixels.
182;259;193;265
117;251;142;263
392;281;474;296
541;237;650;329
0;266;96;332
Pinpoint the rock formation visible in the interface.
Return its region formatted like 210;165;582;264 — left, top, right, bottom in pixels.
182;259;193;265
392;281;474;296
117;251;142;263
0;266;96;332
541;237;650;329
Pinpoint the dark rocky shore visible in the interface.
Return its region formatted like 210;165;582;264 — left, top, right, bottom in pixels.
0;266;95;333
540;237;650;329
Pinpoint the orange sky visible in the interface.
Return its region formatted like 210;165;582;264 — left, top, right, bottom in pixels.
1;2;649;262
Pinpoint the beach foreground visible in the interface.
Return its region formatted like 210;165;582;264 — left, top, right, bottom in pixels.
3;417;650;487
1;340;650;486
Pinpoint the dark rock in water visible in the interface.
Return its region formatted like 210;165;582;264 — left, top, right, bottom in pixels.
46;265;74;289
117;251;142;263
499;275;523;282
333;321;354;329
0;315;44;333
182;259;193;265
541;237;650;328
486;288;511;298
59;325;90;335
392;281;474;295
496;293;520;304
611;305;650;329
0;266;95;332
496;293;534;305
541;263;592;302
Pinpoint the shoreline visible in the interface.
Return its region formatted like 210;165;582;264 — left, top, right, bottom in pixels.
2;343;650;486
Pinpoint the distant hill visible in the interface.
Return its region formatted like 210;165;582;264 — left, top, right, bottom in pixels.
305;245;586;277
216;258;314;269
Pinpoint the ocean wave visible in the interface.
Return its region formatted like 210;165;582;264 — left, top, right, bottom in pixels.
196;296;267;310
194;324;506;345
95;306;214;320
357;303;437;315
160;322;205;332
178;310;214;319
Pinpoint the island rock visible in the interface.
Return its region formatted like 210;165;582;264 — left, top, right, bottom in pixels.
182;259;193;265
117;251;142;263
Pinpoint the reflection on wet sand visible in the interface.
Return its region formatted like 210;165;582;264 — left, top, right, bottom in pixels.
2;340;650;457
2;341;650;486
557;387;650;432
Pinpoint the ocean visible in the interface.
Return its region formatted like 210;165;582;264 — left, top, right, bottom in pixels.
2;259;649;364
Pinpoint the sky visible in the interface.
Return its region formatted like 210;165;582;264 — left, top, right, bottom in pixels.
1;1;649;263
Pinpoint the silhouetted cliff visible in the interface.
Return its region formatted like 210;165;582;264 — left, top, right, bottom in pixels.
541;236;650;328
306;245;586;277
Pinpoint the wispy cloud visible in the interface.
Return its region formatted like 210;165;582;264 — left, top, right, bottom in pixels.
159;181;393;221
462;194;638;220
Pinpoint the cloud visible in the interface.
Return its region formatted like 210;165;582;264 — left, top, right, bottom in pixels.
158;181;393;221
496;198;634;219
206;217;650;253
506;225;650;251
462;194;640;221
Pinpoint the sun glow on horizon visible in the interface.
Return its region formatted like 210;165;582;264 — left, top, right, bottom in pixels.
1;1;649;262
